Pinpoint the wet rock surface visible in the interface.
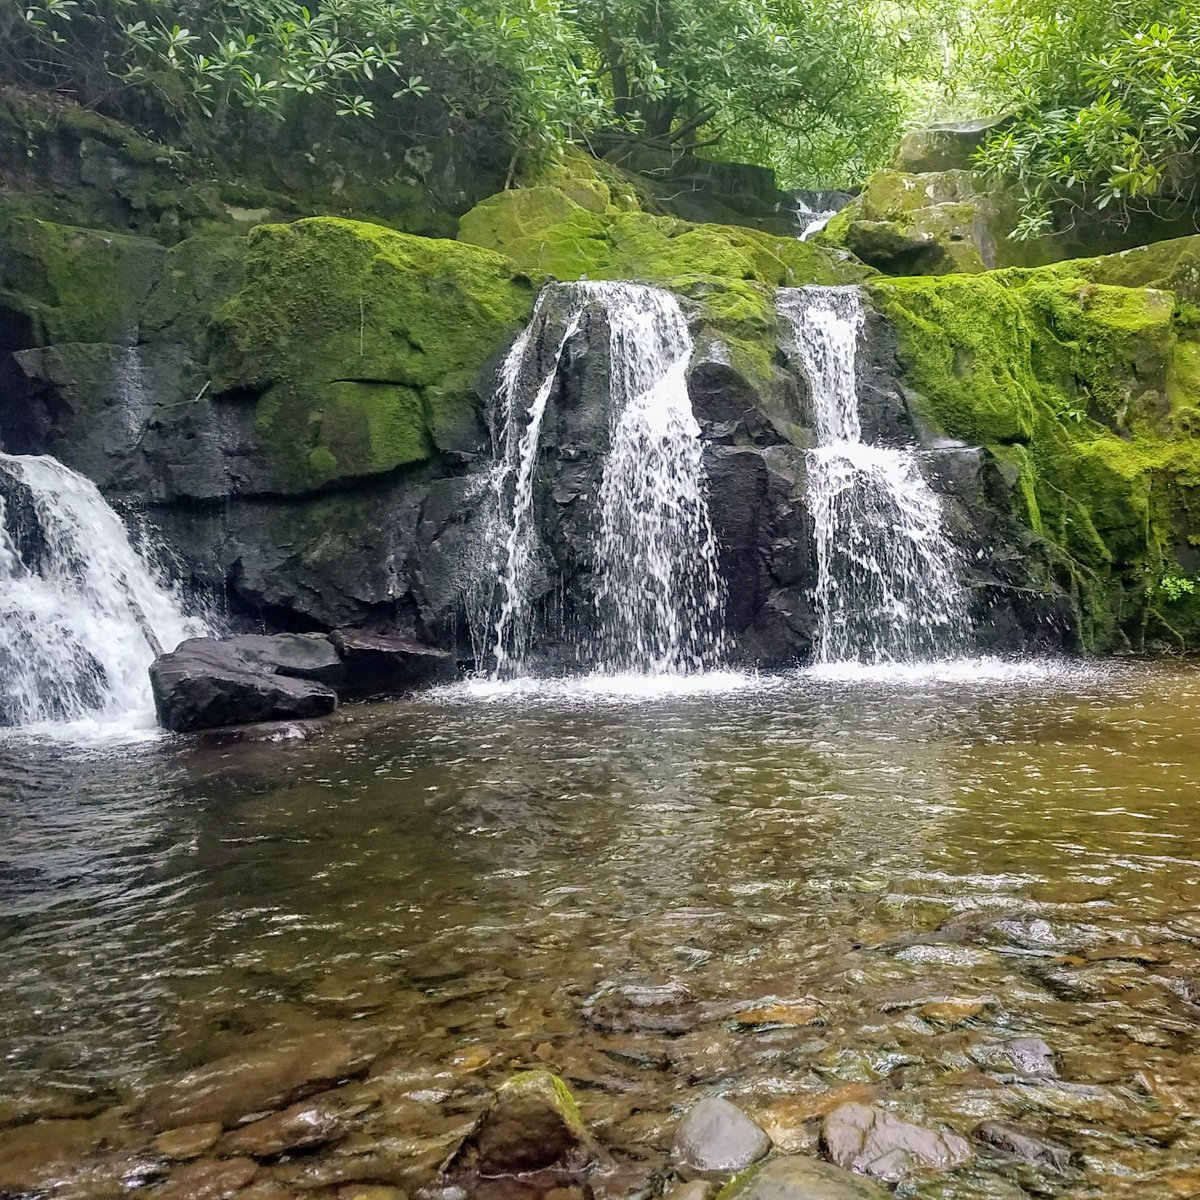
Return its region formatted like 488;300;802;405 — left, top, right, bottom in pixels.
670;1098;771;1179
150;632;454;731
820;1102;972;1182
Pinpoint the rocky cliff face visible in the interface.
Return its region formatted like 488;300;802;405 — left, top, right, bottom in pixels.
3;99;1200;663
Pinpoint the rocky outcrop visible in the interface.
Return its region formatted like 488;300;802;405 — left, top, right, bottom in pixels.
150;632;453;731
872;261;1200;651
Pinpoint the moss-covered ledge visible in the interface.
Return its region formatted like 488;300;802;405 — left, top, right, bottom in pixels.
210;217;536;495
871;265;1200;650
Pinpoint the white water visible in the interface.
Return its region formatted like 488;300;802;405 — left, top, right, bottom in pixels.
476;281;726;677
779;286;967;664
0;454;208;734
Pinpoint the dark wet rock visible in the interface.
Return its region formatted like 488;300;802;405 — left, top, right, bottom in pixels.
218;1095;350;1158
142;1030;383;1130
150;637;339;732
154;1155;259;1199
1004;1037;1058;1078
151;1121;222;1160
820;1103;971;1182
444;1070;598;1177
671;1097;771;1180
330;629;456;696
721;1155;892;1200
973;1121;1076;1172
224;632;348;685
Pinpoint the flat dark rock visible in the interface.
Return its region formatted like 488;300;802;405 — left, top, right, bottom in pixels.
150;638;338;732
331;629;456;695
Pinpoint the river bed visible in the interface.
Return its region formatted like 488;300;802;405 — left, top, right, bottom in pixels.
2;658;1199;1198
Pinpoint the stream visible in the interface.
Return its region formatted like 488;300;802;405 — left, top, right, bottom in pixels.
2;658;1199;1197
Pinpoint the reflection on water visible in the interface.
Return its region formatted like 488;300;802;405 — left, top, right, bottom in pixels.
2;659;1200;1196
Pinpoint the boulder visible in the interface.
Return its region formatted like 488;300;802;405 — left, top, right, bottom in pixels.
331;630;457;695
671;1097;771;1180
720;1156;891;1200
893;119;1009;175
150;637;339;733
820;1103;971;1183
444;1070;599;1177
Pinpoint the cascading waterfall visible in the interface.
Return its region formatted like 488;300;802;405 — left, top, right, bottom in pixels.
778;286;967;663
0;453;208;728
475;281;726;677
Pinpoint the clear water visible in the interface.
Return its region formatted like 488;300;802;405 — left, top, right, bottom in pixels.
2;661;1200;1197
474;281;726;678
779;287;968;664
0;454;209;735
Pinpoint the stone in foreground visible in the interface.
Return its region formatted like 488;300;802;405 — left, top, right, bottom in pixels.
150;637;338;732
820;1102;971;1182
150;630;456;731
671;1097;771;1179
721;1156;891;1200
445;1070;598;1177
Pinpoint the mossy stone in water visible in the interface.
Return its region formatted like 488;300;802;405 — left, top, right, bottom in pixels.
445;1069;598;1176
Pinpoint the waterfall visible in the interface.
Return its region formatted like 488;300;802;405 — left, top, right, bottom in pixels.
474;281;726;677
778;286;967;663
0;453;208;729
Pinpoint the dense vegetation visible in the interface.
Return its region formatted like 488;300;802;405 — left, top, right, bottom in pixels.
3;0;1199;222
966;0;1200;237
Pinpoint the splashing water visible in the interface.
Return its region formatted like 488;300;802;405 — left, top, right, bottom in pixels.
475;281;726;677
778;286;967;664
0;454;210;731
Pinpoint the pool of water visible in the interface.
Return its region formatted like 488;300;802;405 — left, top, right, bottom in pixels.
3;658;1200;1197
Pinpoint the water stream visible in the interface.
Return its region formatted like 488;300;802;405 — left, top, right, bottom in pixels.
2;661;1199;1198
0;454;207;732
475;281;726;678
779;287;968;663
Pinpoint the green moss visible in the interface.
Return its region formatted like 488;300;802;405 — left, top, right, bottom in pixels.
213;217;533;494
874;265;1200;650
458;183;871;289
0;210;164;345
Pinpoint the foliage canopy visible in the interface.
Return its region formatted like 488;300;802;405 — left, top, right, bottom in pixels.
1;0;941;187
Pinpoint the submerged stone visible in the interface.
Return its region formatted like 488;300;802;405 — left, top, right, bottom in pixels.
973;1121;1076;1172
671;1098;771;1180
820;1102;971;1182
142;1029;382;1130
444;1070;598;1177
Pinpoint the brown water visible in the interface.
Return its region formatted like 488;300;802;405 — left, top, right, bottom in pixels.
3;658;1200;1198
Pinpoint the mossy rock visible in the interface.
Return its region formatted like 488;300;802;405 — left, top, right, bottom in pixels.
817;168;1035;275
444;1070;598;1177
0;209;164;346
212;217;535;494
872;259;1200;650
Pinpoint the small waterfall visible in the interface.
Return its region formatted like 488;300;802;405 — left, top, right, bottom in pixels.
0;454;208;729
778;287;967;663
475;281;726;677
